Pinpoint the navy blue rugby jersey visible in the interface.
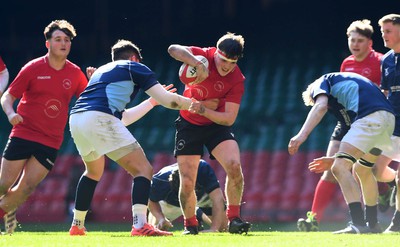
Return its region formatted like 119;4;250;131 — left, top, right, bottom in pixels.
381;51;400;136
311;72;394;124
70;60;158;119
149;160;220;207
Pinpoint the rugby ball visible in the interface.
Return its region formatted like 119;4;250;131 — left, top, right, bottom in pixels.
178;55;209;85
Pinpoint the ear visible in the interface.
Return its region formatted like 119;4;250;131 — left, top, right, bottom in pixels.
130;55;139;62
45;40;50;49
368;39;373;47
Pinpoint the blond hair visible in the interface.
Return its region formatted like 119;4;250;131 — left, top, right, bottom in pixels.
302;82;316;106
346;19;374;39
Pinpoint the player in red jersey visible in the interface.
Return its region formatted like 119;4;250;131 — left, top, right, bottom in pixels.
297;19;390;232
0;20;88;234
0;56;9;97
168;32;250;235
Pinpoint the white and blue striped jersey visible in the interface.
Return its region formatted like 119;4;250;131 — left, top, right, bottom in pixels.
71;60;158;119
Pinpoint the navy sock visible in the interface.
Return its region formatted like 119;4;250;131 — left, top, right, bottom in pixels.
365;205;377;227
132;176;151;205
348;202;366;226
75;176;98;211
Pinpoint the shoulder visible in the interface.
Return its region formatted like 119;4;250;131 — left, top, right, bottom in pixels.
23;56;46;69
371;50;384;58
65;60;84;71
342;55;355;64
382;50;394;60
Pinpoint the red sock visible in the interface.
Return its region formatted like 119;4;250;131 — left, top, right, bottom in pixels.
226;205;240;221
311;180;337;222
184;215;198;227
0;208;6;218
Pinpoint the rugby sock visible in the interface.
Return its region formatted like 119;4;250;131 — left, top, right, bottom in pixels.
184;215;198;227
0;207;6;218
311;179;337;222
131;177;151;229
226;205;240;221
132;176;151;205
365;205;378;227
132;204;148;229
348;202;366;226
75;176;98;211
72;209;88;228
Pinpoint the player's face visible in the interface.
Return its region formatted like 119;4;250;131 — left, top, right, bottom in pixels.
46;30;72;58
214;55;237;77
381;23;400;51
347;32;371;60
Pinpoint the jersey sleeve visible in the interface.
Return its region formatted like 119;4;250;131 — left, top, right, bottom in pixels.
8;62;34;98
0;56;6;71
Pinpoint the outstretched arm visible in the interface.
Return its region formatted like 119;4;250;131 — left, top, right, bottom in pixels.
122;84;177;126
288;95;328;155
145;83;192;110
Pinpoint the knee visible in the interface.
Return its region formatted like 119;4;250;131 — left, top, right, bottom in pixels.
330;163;343;178
224;160;243;180
180;174;196;193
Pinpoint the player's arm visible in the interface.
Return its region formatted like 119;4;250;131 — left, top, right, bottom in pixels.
145;83;191;110
189;101;239;126
1;91;23;126
0;67;9;97
168;45;208;84
148;200;173;230
288;94;328;155
207;188;228;232
122;84;178;126
308;156;335;173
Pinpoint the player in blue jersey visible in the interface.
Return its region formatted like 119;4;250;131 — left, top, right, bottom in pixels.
378;13;400;233
68;39;194;237
289;72;395;234
148;160;227;232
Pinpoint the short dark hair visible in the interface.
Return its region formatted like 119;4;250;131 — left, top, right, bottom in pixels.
168;168;180;192
44;20;76;40
111;39;143;62
216;32;245;60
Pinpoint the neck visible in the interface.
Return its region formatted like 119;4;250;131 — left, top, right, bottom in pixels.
47;53;67;70
354;50;370;62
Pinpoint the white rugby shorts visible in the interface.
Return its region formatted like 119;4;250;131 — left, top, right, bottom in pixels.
342;110;395;154
382;135;400;162
69;111;136;161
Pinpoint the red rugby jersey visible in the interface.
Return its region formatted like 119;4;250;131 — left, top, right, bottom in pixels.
7;55;87;149
340;50;383;86
180;46;245;126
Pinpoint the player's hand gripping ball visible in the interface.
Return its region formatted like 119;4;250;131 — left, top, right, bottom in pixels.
178;55;209;85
